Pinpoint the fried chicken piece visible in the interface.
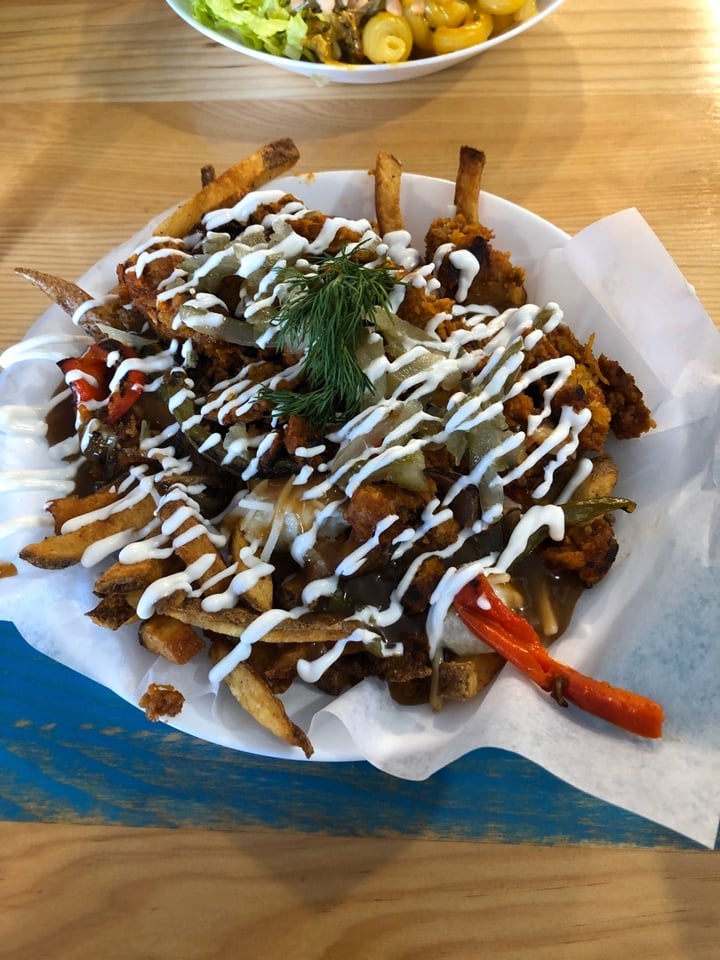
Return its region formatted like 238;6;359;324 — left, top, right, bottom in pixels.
540;516;619;587
503;392;538;432
244;199;368;257
116;242;253;375
395;283;455;333
544;323;587;365
552;363;612;454
401;555;445;616
116;241;186;324
598;355;656;438
345;481;431;544
424;215;526;312
283;415;332;469
529;325;654;442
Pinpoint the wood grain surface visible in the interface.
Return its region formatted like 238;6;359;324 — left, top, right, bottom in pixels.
1;820;718;960
1;0;718;356
1;0;718;954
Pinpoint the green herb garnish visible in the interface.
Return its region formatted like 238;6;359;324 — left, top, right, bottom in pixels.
261;248;399;430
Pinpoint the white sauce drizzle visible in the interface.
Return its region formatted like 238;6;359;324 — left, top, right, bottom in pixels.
1;175;608;697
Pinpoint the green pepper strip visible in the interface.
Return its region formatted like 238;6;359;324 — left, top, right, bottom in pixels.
513;496;636;567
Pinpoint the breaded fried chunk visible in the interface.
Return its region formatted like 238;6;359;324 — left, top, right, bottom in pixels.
139;683;185;722
540;516;619;587
598;355;656;438
425;215;527;311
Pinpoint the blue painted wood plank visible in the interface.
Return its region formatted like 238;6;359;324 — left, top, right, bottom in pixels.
1;621;714;848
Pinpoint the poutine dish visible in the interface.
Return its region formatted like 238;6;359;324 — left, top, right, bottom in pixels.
5;138;664;757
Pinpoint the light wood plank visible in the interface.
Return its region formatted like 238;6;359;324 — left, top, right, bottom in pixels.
0;821;718;960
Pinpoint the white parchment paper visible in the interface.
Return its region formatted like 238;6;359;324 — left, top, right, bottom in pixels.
1;191;718;847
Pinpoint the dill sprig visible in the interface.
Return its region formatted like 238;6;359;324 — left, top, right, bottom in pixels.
261;248;399;430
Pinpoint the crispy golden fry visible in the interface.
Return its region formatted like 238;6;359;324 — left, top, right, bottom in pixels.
229;525;273;613
93;555;182;596
389;653;504;705
87;591;140;630
209;636;313;757
157;596;364;644
374;150;404;235
157;500;229;591
157;595;252;632
47;487;121;534
439;654;504;700
156;137;301;239
20;494;156;569
200;164;216;187
14;267;146;336
454;145;486;223
0;561;17;579
139;613;205;665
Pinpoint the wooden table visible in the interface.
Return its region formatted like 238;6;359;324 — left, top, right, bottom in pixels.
1;1;718;956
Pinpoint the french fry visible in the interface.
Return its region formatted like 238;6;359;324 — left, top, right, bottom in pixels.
157;499;229;590
439;654;504;700
158;595;253;633
374;150;405;235
200;164;216;187
156;138;301;239
47;487;122;534
209;636;313;758
229;525;273;613
139;613;205;665
389;653;504;705
157;596;364;644
20;494;156;569
14;267;146;336
87;591;141;630
454;145;486;223
93;555;182;596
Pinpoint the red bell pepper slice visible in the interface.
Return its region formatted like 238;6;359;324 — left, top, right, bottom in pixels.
58;343;109;406
455;575;665;739
58;342;145;424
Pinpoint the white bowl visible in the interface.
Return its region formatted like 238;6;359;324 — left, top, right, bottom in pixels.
164;0;565;84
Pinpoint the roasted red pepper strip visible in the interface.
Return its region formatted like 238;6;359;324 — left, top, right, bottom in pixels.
58;343;109;406
456;575;538;645
106;361;145;423
58;342;145;424
455;575;665;739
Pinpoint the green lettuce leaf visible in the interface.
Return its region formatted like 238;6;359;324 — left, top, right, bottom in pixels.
191;0;312;61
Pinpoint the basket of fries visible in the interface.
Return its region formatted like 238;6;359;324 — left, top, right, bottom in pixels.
1;138;719;845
